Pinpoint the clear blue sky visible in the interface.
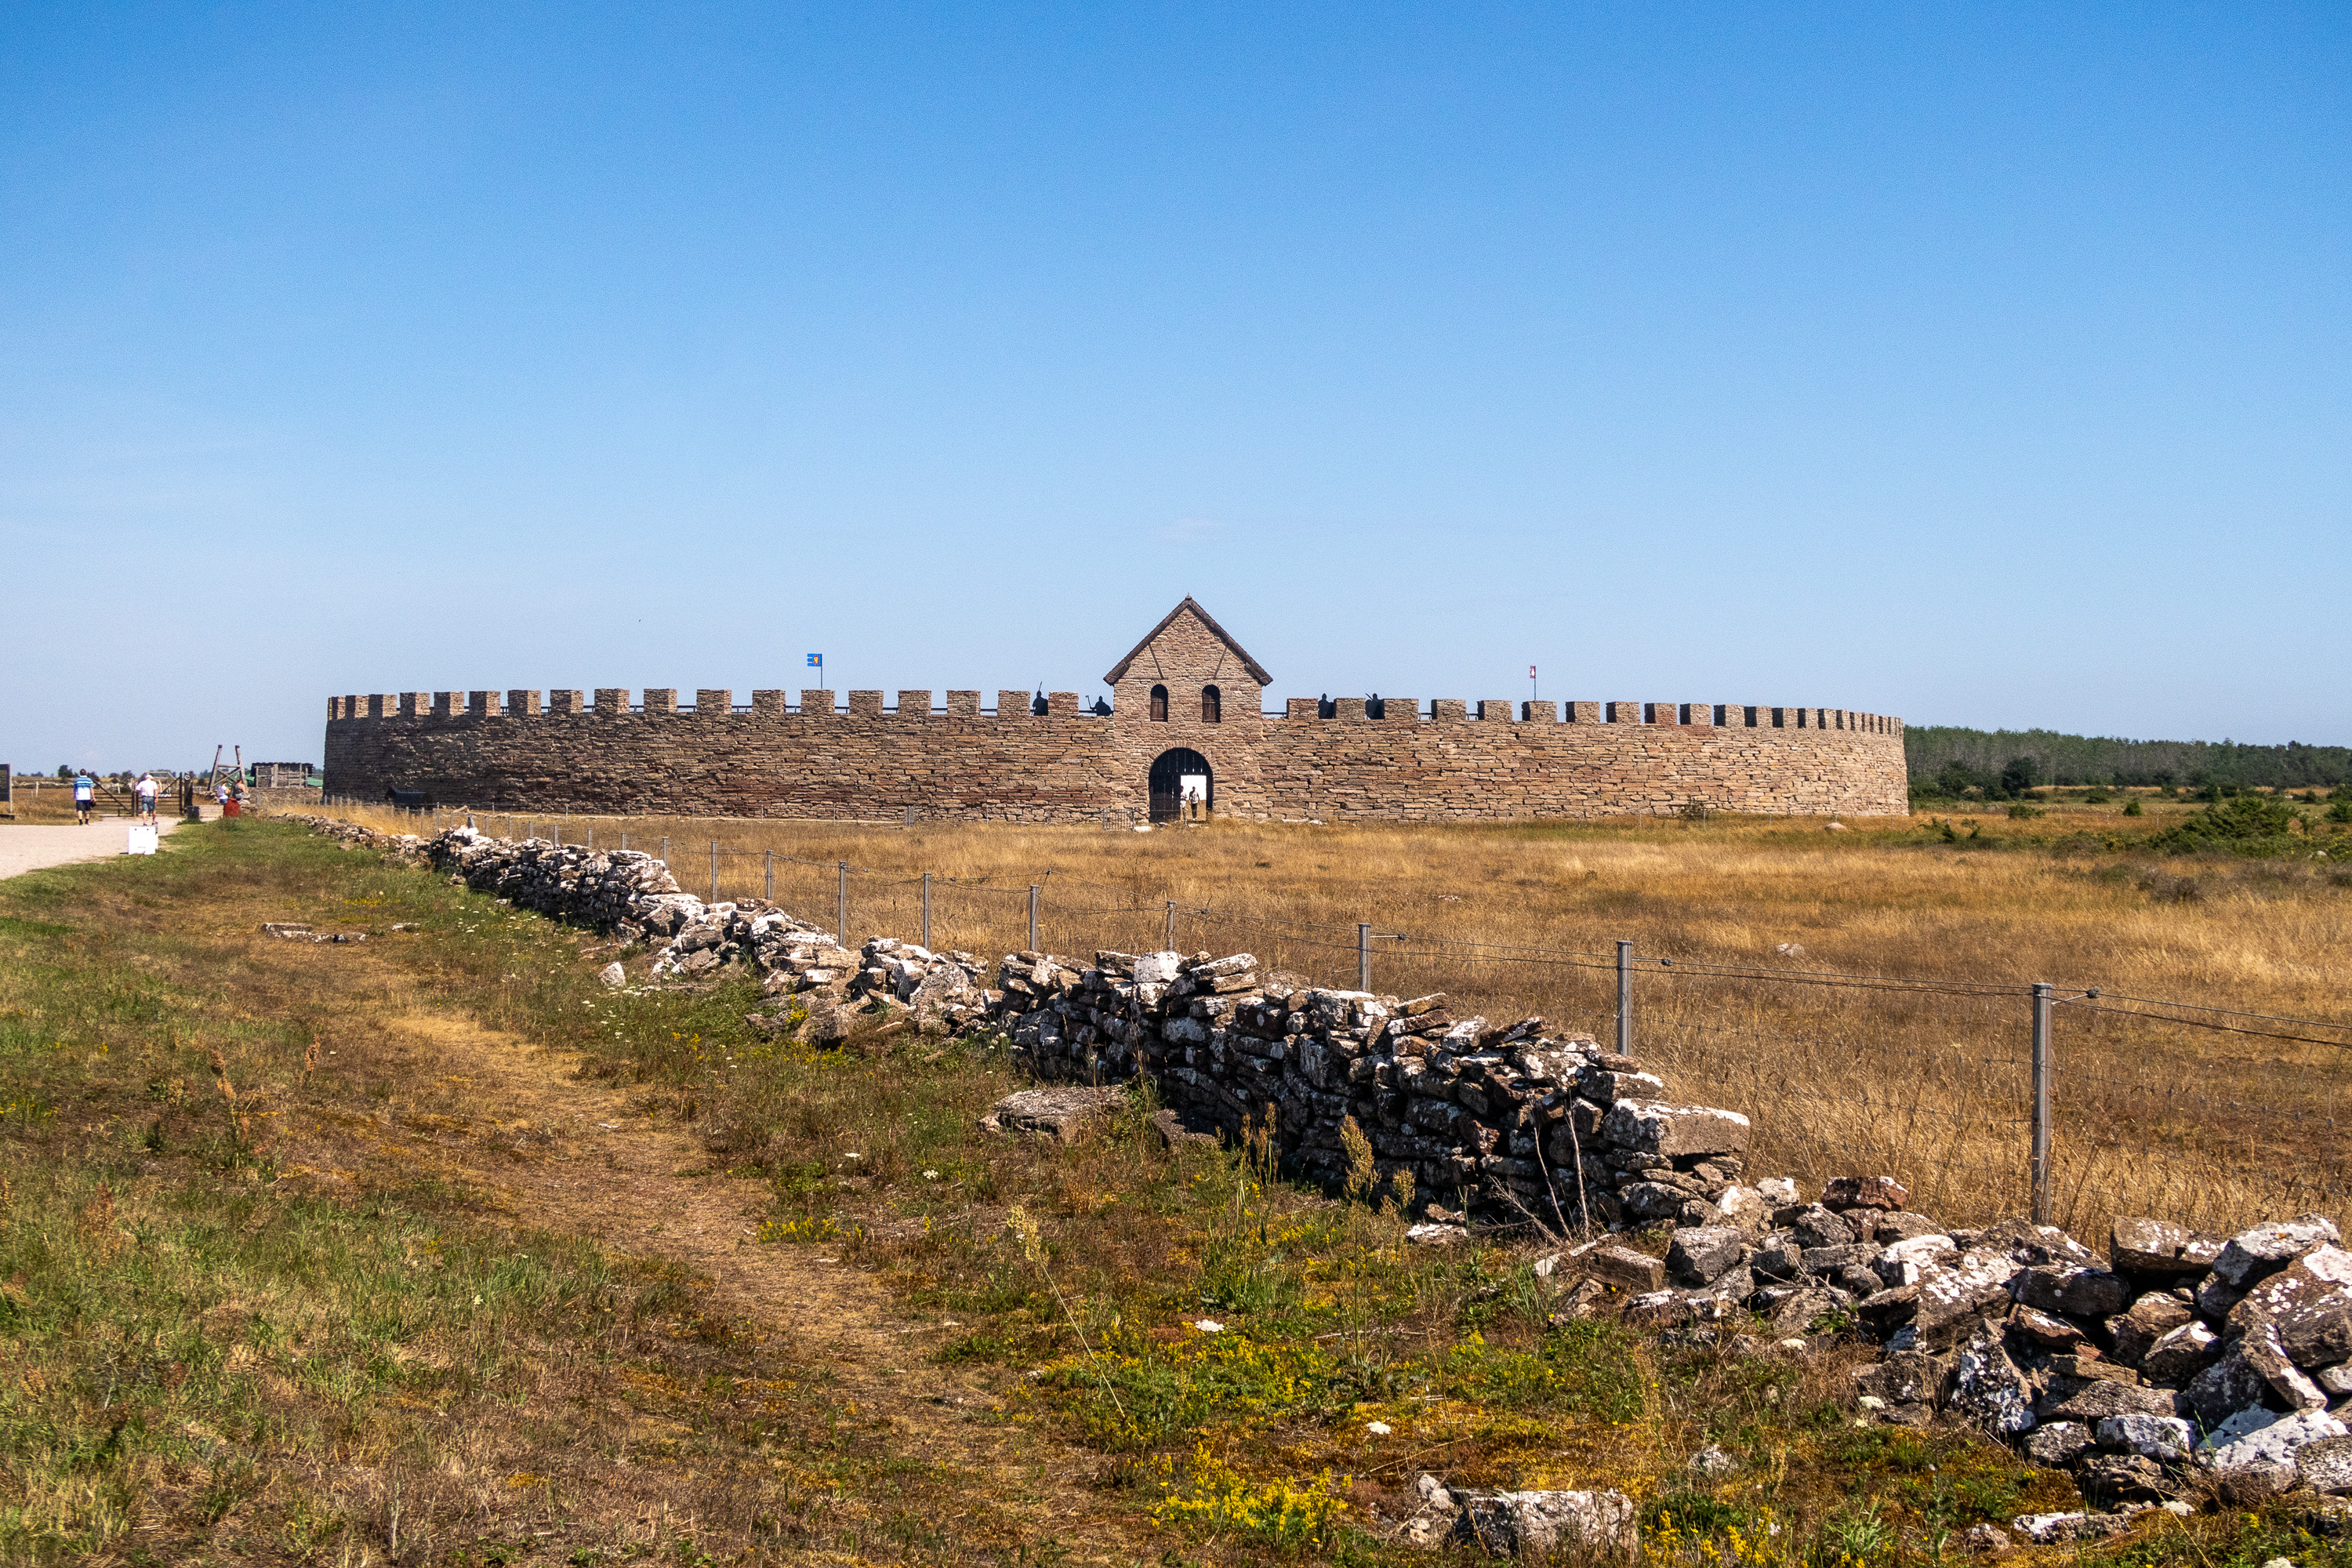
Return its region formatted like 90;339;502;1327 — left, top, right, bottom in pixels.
4;3;2346;770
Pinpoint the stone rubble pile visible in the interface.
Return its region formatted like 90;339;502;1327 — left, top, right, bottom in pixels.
1635;1182;2352;1523
260;922;370;944
297;814;2352;1536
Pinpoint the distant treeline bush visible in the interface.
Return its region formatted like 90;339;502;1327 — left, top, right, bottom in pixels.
1905;727;2351;793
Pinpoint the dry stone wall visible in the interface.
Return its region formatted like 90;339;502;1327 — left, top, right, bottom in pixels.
303;811;2352;1534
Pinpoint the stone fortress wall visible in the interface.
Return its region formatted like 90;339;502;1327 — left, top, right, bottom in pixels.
321;598;1909;822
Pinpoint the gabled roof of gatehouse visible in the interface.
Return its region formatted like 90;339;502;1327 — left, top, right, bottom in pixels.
1103;597;1273;686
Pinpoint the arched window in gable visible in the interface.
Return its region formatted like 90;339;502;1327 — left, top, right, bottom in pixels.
1149;684;1169;722
1201;685;1221;724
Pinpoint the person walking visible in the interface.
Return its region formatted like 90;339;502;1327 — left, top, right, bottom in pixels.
135;771;159;824
72;769;96;825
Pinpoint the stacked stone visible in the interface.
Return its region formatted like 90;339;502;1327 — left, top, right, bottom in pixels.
744;920;858;993
296;814;431;862
652;905;800;980
797;936;993;1037
426;833;702;937
996;950;1148;1082
319;825;985;1032
983;948;1757;1225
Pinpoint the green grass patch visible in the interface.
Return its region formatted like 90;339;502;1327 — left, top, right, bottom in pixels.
13;815;2334;1566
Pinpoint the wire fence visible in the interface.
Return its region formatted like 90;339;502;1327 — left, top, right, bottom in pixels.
361;801;2352;1240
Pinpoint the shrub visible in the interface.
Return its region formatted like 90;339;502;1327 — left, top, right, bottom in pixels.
2151;792;2299;855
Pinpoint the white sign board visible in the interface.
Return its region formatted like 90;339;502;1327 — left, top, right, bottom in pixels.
125;824;159;856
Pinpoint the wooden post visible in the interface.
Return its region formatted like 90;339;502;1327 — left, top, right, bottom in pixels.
1616;940;1634;1057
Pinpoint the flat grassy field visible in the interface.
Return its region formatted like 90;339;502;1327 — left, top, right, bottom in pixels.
3;816;2344;1566
355;797;2352;1243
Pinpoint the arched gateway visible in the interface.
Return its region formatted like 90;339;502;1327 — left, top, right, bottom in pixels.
1149;748;1211;822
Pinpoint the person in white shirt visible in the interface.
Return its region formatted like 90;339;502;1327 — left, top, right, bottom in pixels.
135;773;159;824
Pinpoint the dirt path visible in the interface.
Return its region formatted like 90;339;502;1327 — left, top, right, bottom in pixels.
276;961;1152;1560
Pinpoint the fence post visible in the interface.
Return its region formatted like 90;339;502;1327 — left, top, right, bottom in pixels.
1028;885;1040;954
764;849;774;902
1616;939;1634;1057
905;804;914;828
619;829;627;853
1357;922;1371;992
659;835;669;869
2031;982;2053;1224
1164;898;1176;953
586;826;593;852
921;871;932;949
709;842;718;902
837;861;849;946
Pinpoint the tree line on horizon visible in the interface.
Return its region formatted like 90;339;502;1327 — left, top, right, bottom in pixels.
1904;725;2351;793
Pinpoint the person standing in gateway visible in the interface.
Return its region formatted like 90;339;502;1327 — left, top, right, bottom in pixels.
72;769;96;825
135;771;159;825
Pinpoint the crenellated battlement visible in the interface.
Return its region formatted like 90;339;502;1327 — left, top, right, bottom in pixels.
322;597;1907;821
329;688;1900;735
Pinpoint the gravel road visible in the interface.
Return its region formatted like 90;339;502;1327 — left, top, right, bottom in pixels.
0;820;180;880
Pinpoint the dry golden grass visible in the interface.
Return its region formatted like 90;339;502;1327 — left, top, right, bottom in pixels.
330;800;2352;1245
